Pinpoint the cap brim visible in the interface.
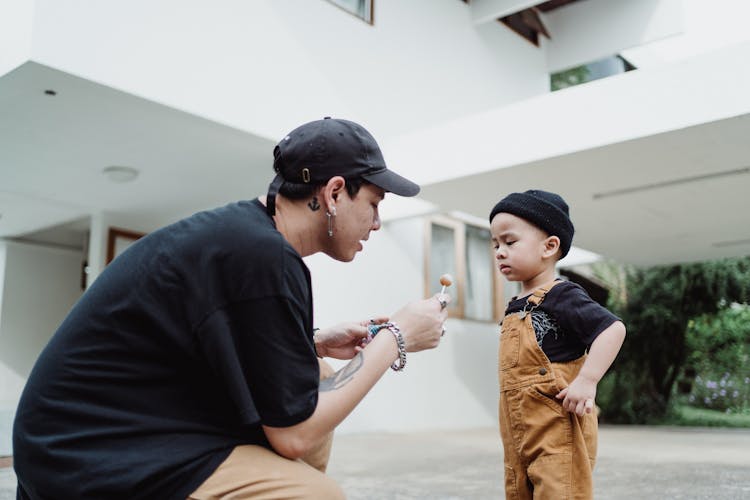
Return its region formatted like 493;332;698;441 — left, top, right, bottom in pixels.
362;169;420;197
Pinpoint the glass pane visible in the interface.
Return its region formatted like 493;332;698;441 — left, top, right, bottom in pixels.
430;223;456;308
464;225;493;321
327;0;372;22
550;54;634;91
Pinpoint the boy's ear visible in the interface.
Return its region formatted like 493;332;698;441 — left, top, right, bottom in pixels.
542;236;561;259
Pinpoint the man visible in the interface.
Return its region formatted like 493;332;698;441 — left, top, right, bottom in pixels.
13;117;449;499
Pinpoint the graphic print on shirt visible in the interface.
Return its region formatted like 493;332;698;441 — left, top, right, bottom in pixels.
531;310;560;347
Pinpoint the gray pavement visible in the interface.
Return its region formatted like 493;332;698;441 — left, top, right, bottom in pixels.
326;425;750;499
2;425;749;499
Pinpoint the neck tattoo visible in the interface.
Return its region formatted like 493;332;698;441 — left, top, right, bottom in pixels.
308;197;321;211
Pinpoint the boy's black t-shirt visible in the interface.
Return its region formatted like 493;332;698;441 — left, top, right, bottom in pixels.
13;199;320;500
505;279;620;362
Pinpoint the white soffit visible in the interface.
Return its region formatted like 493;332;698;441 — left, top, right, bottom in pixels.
471;0;541;24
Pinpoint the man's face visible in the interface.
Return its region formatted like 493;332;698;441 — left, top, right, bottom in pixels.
326;183;385;262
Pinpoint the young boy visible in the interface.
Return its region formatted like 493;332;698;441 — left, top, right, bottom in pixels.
489;189;626;500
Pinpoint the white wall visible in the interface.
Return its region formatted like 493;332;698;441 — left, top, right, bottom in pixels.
622;0;750;68
0;240;84;454
0;245;4;326
0;0;35;77
307;217;498;434
543;0;683;72
387;39;750;186
25;0;548;142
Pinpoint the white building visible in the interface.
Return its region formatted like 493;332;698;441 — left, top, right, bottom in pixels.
1;0;749;455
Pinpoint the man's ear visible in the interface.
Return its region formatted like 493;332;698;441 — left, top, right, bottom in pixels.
322;176;346;211
543;235;561;258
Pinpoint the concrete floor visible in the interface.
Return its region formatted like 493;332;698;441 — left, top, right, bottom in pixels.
326;425;750;500
2;425;749;499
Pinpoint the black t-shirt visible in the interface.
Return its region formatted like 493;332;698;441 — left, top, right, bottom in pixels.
13;199;320;500
505;279;620;362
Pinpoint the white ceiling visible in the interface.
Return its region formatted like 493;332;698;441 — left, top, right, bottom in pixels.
0;62;274;238
2;62;750;267
419;114;750;266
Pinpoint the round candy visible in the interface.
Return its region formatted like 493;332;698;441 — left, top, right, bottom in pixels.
439;274;453;287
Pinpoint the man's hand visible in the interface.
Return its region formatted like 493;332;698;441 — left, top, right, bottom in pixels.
556;374;597;416
314;317;388;360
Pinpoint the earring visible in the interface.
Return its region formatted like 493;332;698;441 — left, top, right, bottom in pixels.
326;210;335;237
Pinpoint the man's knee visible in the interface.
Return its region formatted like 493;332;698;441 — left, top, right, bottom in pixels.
306;472;345;500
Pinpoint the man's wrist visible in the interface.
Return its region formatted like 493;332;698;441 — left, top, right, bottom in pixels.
368;321;406;371
313;328;325;358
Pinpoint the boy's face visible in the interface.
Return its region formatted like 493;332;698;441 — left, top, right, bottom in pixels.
490;212;558;282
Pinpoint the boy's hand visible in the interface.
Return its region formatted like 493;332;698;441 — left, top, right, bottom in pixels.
556;375;597;416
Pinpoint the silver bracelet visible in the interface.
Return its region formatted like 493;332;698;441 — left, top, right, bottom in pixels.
383;322;407;371
368;321;407;371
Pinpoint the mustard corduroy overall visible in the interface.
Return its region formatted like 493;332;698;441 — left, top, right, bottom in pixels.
498;282;597;500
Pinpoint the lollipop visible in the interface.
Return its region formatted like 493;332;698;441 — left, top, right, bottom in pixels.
439;273;453;296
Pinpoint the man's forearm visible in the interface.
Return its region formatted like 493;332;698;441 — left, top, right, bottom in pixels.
263;331;398;458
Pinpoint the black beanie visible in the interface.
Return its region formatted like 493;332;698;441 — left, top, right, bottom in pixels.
488;189;575;258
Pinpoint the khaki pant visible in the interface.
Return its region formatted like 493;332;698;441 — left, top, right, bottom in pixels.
189;360;344;500
498;283;597;500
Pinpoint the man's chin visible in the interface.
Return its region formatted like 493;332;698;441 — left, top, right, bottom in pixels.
325;249;357;263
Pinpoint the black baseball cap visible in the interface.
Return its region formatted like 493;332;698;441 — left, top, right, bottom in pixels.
266;117;420;215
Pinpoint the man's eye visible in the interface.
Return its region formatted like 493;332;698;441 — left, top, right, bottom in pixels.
507;241;516;246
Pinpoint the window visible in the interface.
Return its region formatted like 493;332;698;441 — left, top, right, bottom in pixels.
424;216;509;322
551;55;636;91
325;0;373;24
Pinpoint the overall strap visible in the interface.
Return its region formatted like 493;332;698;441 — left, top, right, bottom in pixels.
526;279;563;306
519;280;562;318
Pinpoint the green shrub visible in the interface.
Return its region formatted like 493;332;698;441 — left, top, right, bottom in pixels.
665;405;750;428
591;257;750;424
677;305;750;414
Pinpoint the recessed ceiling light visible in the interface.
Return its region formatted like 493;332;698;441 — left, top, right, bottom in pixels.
102;166;139;183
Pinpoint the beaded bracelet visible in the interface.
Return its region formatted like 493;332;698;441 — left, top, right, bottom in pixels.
367;321;406;371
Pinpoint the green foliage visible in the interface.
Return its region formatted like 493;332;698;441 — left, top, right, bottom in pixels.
684;305;750;374
598;256;750;424
676;306;750;414
550;65;590;91
665;405;750;428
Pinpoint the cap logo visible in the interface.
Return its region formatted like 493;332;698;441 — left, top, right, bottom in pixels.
302;168;311;183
